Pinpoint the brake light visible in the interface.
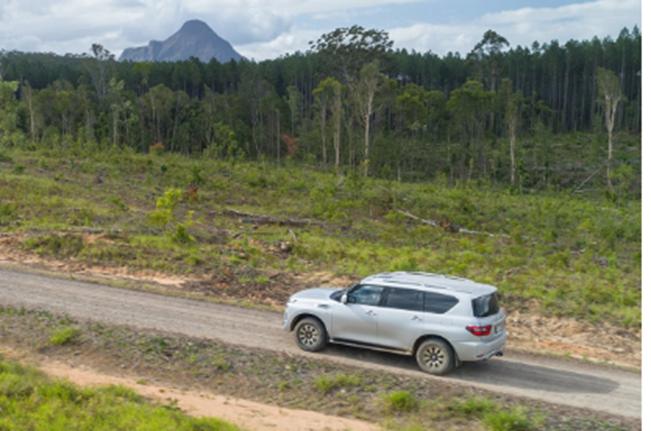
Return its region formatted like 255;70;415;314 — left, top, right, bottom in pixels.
466;325;492;336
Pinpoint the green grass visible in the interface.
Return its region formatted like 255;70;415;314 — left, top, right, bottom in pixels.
483;407;541;431
0;355;241;431
49;326;81;346
0;143;641;327
314;373;362;394
451;397;545;431
381;390;419;413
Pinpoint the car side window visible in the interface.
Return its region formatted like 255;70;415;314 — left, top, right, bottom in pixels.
347;285;384;306
384;288;423;311
424;292;459;314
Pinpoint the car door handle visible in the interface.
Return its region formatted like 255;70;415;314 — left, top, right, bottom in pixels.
411;315;422;321
365;310;377;316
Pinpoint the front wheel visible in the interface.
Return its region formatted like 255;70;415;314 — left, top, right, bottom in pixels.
415;338;455;375
294;317;327;352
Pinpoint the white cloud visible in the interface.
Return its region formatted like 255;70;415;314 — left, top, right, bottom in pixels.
389;0;640;56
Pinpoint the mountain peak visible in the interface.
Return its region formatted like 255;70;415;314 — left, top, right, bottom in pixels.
120;20;243;63
179;19;212;33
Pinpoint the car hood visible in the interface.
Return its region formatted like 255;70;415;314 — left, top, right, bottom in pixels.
290;287;339;301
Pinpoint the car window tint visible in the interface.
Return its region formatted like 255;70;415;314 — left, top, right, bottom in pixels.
348;285;383;306
472;293;499;317
384;288;423;311
424;292;459;314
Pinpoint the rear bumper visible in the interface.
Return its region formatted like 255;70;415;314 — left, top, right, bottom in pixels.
454;332;507;362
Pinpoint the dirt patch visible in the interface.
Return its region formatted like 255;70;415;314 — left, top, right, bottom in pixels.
1;347;378;431
506;308;641;368
0;234;203;288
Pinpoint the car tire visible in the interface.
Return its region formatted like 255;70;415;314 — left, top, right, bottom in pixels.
415;338;455;375
295;317;327;352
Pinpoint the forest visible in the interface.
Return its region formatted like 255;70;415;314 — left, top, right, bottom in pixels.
0;25;642;194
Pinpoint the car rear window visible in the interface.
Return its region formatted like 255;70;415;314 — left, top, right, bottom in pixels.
472;293;499;317
424;292;459;314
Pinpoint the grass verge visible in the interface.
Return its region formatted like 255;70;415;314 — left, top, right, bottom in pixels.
0;306;635;431
0;355;240;431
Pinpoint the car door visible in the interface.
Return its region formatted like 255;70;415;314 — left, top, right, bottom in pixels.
330;284;384;345
375;287;425;351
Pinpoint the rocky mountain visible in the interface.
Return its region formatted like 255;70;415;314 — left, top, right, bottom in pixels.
120;19;243;63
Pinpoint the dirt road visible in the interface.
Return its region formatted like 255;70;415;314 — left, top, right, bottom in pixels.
0;268;640;419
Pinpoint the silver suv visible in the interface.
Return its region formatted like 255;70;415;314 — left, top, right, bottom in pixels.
283;272;506;374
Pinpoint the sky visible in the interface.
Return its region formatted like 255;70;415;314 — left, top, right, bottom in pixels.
0;0;641;61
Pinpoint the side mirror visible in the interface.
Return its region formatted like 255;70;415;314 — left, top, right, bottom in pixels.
341;293;348;304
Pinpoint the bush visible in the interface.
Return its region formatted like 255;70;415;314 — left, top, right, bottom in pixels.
382;390;419;413
49;326;81;346
451;396;497;416
483;407;534;431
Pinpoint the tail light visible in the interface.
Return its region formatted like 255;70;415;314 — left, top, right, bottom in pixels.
466;324;492;337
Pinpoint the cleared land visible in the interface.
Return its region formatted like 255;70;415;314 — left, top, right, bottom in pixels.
0;148;641;327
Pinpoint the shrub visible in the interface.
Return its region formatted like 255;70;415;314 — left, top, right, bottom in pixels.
382;390;419;413
451;396;497;416
483;407;534;431
49;326;81;346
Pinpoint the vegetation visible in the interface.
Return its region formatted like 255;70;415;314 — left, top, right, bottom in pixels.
381;390;419;413
0;25;641;329
0;147;640;327
451;398;544;431
0;26;641;191
314;373;362;394
49;326;81;346
1;306;634;431
0;355;240;431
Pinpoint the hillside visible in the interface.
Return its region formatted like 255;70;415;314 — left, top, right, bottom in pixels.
0;146;640;331
120;19;243;63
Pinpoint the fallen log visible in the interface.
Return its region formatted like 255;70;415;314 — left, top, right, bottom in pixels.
222;208;325;228
396;209;509;238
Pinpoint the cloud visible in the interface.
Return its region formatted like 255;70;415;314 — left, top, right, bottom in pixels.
389;0;640;56
0;0;640;60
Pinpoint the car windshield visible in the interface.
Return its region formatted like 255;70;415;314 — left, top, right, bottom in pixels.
472;293;499;317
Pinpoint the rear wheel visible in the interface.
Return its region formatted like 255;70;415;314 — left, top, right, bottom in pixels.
415;338;455;375
294;317;327;352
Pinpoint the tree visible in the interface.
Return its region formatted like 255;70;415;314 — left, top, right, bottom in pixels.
21;81;36;142
309;25;393;83
87;44;115;100
470;30;510;92
312;82;330;165
285;85;301;135
352;61;383;176
0;80;19;143
596;67;623;192
500;79;524;186
447;80;492;180
313;77;344;172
